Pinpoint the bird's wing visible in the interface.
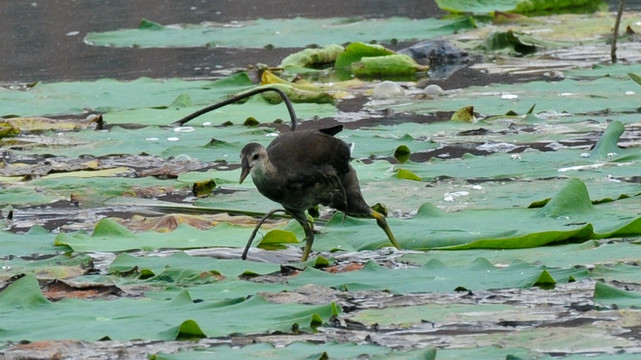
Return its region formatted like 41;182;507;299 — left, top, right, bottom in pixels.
268;129;351;176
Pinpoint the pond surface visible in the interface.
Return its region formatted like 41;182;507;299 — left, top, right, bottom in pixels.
2;1;641;359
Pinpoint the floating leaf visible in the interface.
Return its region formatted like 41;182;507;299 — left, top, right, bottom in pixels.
0;275;341;341
393;145;411;163
351;54;429;78
258;229;301;250
396;168;422;181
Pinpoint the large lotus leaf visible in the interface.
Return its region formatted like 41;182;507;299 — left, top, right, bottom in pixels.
54;218;255;253
155;342;436;360
106;95;337;126
396;120;640;182
142;257;585;302
287;258;587;293
353;168;641;215
437;330;635;359
109;252;280;279
0;73;253;117
400;240;641;269
436;348;641;360
567;62;641;79
435;0;604;15
593;281;641;309
319;179;641;252
370;76;641;116
0;226;60;257
85;17;474;49
0;254;92;281
12;125;270;162
0;186;59;206
144;279;291;302
591;263;641;284
0;274;340;342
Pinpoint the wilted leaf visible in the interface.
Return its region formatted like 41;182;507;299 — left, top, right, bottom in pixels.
279;44;345;69
450;105;475;122
192;179;216;197
0;122;20;138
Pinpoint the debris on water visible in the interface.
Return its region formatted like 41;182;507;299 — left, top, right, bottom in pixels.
477;142;519;153
371;81;405;99
173;126;196;133
423;84;443;99
500;93;519;100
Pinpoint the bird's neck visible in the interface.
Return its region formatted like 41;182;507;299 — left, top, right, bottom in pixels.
251;158;276;183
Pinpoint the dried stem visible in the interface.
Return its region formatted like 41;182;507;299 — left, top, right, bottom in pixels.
611;0;625;63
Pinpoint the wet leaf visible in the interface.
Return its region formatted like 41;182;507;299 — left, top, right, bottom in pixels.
0;274;341;341
155;342;435;360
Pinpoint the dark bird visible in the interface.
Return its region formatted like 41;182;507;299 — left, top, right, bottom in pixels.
239;125;400;261
172;86;400;261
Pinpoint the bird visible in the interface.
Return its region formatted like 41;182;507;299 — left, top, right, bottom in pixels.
239;124;400;261
171;86;400;261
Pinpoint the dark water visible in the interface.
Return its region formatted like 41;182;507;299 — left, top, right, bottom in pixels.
0;0;444;83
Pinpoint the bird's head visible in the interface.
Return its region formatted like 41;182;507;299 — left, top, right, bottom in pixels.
239;143;268;184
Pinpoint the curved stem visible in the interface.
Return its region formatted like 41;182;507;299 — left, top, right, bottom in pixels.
171;86;298;131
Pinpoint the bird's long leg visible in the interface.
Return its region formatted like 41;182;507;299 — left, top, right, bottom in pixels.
289;211;315;261
241;209;289;260
370;210;401;250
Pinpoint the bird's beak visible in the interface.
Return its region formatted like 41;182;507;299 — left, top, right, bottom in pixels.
239;158;250;184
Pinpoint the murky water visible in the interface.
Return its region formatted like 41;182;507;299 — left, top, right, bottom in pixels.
0;0;445;83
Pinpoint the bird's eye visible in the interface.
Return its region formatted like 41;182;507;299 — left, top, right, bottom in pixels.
252;154;259;161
